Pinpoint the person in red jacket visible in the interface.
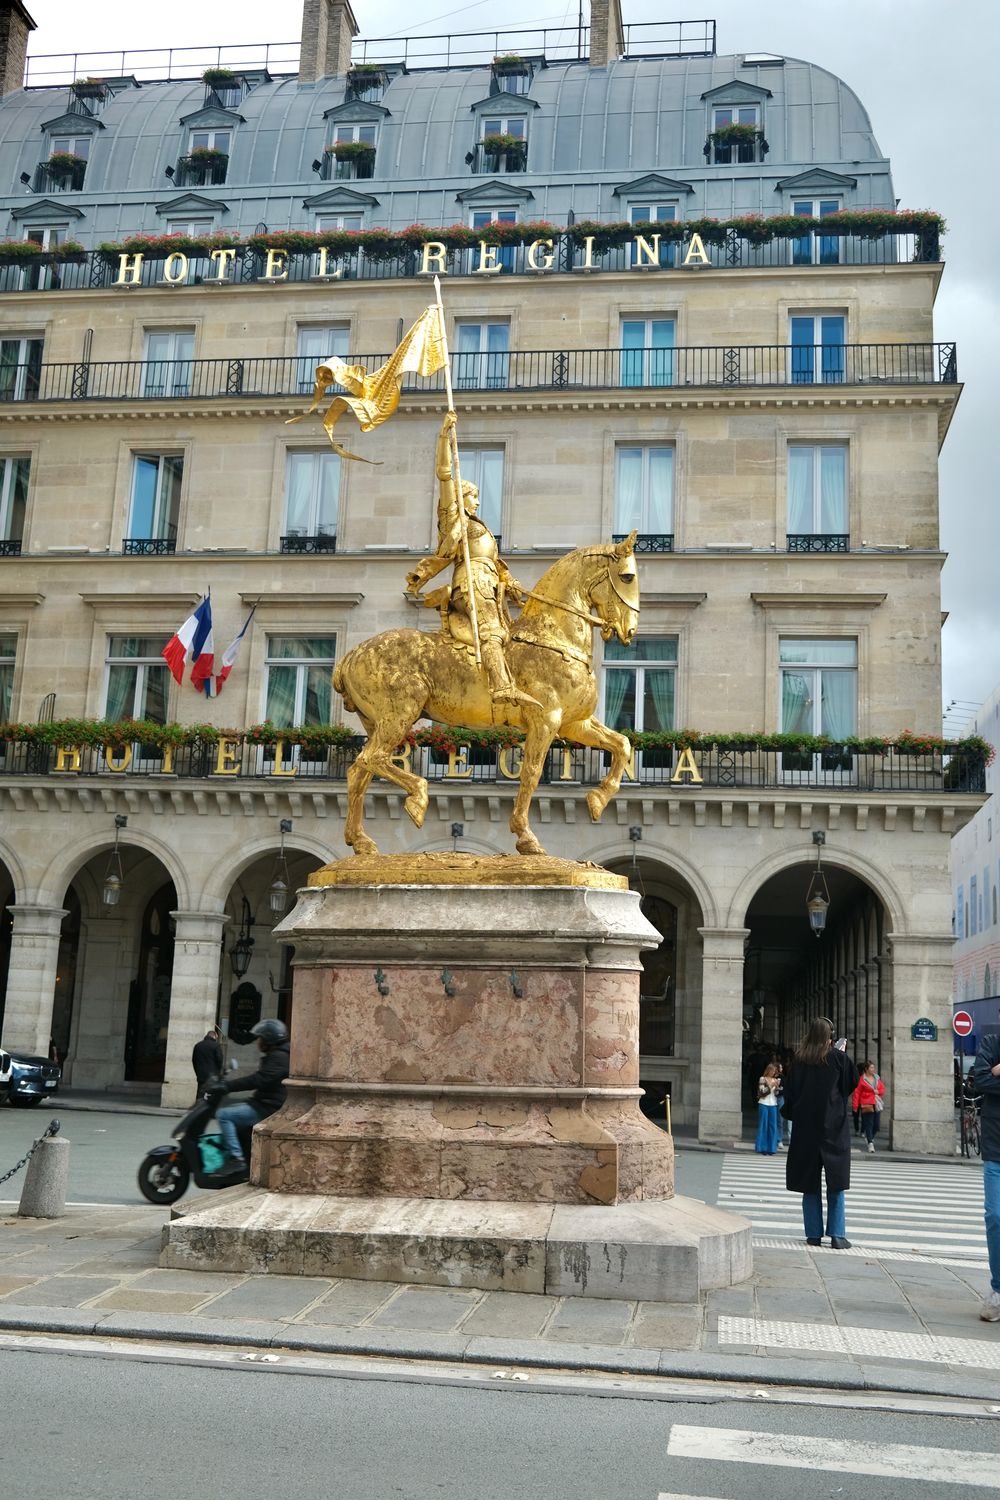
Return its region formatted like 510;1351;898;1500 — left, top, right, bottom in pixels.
852;1060;886;1153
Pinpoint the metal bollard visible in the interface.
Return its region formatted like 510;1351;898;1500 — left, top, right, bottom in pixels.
18;1123;69;1218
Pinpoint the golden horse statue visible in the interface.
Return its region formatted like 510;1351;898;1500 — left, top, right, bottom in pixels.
333;532;640;857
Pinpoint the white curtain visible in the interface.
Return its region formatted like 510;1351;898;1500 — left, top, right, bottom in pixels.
787;448;813;532
820;446;847;532
285;455;315;533
615;449;642;531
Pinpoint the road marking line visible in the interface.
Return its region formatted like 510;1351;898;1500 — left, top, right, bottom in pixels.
752;1236;989;1267
665;1425;1000;1486
718;1316;1000;1369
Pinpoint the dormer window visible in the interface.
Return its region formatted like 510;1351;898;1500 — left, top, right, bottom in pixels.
324;124;377;181
491;54;533;95
476;115;527;174
706;104;766;165
39;134;89;192
346;64;388;103
177;129;231;187
202;69;245;108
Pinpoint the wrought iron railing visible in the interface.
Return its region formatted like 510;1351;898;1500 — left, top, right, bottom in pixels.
280;533;337;553
615;532;674;553
470;144;528;174
32;159;87;193
121;537;176;555
0;227;942;297
0;737;986;794
786;534;850;553
0;539;22;557
174;154;229;187
0;343;958;407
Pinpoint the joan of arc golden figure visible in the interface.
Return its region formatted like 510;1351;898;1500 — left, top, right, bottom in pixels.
406;411;540;709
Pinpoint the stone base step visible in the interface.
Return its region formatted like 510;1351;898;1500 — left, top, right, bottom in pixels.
161;1189;751;1301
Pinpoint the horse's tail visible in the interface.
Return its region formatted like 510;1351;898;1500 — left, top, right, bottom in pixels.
332;653;356;714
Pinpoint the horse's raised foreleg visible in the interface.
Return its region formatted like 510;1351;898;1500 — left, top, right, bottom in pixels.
509;715;558;855
561;716;633;823
344;713;429;855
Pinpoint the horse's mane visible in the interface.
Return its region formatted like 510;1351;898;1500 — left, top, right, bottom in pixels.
518;542;618;620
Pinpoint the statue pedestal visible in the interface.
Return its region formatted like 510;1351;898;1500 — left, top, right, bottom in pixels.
162;857;751;1299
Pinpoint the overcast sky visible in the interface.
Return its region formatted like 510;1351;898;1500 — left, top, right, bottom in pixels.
24;0;995;729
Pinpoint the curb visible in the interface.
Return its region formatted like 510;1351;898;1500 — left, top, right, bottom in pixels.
1;1307;996;1402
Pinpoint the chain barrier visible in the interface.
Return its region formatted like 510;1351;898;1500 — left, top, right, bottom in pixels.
0;1118;61;1188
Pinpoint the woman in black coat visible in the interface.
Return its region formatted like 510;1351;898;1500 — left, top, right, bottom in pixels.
781;1016;859;1248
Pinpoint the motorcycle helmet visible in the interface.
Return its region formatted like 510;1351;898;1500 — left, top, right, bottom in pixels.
250;1018;289;1046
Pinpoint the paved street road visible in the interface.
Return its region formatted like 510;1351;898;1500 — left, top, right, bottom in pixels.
0;1106;180;1206
3;1341;999;1500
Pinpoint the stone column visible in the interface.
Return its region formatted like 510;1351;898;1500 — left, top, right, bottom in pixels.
697;926;749;1142
887;932;955;1154
161;911;227;1109
0;905;67;1055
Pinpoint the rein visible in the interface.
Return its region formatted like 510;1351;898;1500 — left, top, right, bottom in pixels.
521;589;605;629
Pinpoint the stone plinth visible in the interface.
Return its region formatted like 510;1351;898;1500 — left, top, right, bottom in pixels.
252;869;672;1207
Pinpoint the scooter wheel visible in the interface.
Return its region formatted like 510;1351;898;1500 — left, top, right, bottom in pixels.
137;1153;191;1205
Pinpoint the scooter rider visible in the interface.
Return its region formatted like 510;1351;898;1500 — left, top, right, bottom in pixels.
206;1018;290;1175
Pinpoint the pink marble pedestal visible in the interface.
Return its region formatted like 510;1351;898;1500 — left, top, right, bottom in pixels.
162;871;752;1298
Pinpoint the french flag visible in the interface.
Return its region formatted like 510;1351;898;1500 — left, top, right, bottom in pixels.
215;605;256;695
162;595;214;692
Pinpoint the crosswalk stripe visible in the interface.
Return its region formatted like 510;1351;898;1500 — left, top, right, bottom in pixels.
665;1425;1000;1488
752;1236;989;1268
718;1315;1000;1370
714;1151;986;1260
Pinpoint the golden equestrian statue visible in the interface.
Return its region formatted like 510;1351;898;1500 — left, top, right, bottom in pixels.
290;284;640;858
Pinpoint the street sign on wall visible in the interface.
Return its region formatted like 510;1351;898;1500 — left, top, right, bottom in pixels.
953;1010;974;1037
911;1017;938;1041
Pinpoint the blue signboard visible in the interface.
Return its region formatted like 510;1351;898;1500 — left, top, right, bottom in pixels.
911;1017;938;1042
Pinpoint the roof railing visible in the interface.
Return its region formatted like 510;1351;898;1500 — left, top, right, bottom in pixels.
22;19;716;87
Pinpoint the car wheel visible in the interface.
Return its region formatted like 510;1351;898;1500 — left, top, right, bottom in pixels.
137;1153;190;1205
10;1095;44;1107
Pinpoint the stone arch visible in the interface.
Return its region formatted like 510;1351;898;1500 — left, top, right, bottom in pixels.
200;833;335;908
0;834;29;903
37;825;192;910
726;842;906;935
586;834;719;928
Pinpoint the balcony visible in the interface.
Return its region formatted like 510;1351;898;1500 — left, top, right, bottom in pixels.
121;537;177;555
470;139;528;174
6;343;959;408
0;734;985;796
174;151;228;187
280;532;337;553
33;156;87;193
614;532;674;553
0;226;942;294
786;534;850;553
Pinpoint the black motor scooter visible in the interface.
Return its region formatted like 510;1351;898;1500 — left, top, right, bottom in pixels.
137;1083;251;1204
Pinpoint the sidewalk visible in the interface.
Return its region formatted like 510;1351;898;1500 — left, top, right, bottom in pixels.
1;1192;996;1401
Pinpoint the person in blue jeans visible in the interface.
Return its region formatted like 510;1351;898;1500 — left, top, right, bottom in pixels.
972;1027;1000;1321
207;1017;290;1175
781;1016;858;1249
755;1063;782;1154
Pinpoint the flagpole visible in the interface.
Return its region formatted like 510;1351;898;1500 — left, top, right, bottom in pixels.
433;275;481;668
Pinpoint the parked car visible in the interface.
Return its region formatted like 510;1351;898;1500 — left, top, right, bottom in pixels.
4;1053;60;1107
0;1048;11;1102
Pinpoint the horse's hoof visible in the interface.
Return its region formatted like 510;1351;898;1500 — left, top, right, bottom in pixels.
404;789;428;828
586;790;605;823
515;835;544;856
351;837;379;857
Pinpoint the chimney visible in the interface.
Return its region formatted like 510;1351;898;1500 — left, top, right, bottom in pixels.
0;0;35;96
588;0;624;66
299;0;358;83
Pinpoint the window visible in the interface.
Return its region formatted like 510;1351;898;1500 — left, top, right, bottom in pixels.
315;213;364;233
468;208;517;272
620;317;675;388
790;314;846;385
180;130;230;186
189;128;231;154
787;445;847;549
125;454;182;554
970;875;978;937
104;636;169;723
455;320;510;390
0;336;43;402
264;636;338;726
143;330;195;398
0;634;15;719
296;325;349;394
709;104;763;164
166;218;214;237
603;636;677;734
457;446;504;537
779;637;857;780
281;452;340;551
792;199;841;266
327;123;377;180
479;115;527;172
0;455;29;554
22;223;70;288
628;204;677;268
615;446;673;550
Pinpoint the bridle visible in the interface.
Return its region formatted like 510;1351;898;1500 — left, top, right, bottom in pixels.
523;559;639;633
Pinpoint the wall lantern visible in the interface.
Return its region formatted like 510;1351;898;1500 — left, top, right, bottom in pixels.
101;814;128;907
229;895;255;978
806;831;831;937
450;821;463;853
268;818;293;917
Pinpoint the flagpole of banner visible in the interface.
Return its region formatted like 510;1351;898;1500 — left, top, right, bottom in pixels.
433;275;481;668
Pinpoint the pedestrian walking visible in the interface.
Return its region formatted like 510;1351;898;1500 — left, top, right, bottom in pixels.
755;1062;782;1155
191;1025;224;1101
971;1023;1000;1321
852;1060;886;1153
781;1016;859;1248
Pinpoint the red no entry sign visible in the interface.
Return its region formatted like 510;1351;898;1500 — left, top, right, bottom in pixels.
953;1010;974;1037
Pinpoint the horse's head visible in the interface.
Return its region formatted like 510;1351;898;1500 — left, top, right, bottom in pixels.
590;530;640;645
